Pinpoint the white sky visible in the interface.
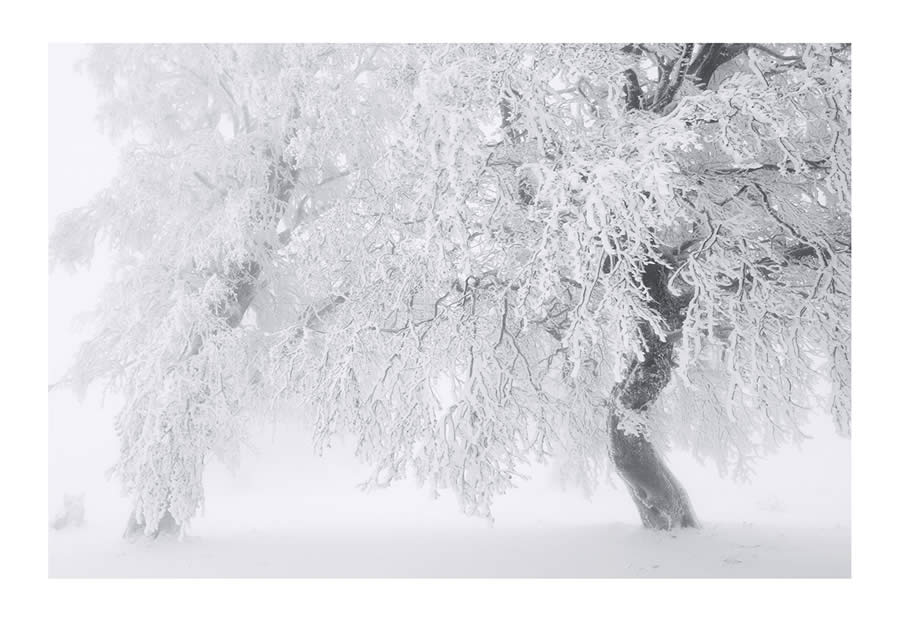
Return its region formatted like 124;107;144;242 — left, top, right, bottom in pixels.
48;44;117;382
48;44;123;516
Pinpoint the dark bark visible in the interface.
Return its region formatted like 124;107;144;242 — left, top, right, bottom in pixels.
604;257;700;529
600;44;758;529
687;44;748;90
608;412;698;529
622;69;644;111
607;324;699;529
651;44;694;112
621;43;748;111
606;47;825;528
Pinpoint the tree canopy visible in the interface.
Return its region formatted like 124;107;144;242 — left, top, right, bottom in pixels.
52;43;851;532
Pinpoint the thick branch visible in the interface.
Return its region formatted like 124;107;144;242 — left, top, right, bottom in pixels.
688;43;748;90
652;44;694;112
623;69;644;111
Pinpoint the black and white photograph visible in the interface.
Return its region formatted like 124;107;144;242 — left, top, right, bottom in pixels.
46;40;854;581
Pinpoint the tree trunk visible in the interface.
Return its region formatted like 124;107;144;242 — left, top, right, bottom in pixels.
608;411;699;529
123;509;180;539
599;44;751;529
606;264;699;529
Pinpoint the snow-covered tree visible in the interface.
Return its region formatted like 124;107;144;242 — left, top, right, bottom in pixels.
51;43;850;535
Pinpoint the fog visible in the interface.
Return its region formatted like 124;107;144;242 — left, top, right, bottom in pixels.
48;44;850;577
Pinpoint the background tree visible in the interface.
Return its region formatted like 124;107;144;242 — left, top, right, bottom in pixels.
51;43;850;535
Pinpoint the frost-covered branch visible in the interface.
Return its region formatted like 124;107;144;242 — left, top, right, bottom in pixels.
51;43;850;530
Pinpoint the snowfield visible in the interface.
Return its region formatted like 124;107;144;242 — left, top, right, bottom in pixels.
50;520;848;578
49;411;850;578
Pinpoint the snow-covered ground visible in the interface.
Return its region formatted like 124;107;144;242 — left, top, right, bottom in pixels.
50;520;848;578
48;412;850;578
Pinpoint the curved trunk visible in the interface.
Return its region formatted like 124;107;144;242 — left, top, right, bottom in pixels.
607;267;699;529
602;43;748;529
608;410;698;529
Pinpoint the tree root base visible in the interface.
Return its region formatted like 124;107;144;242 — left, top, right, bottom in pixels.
123;510;181;540
608;412;700;530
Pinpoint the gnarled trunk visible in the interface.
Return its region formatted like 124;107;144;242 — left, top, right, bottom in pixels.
607;264;699;530
608;411;698;529
603;44;749;529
